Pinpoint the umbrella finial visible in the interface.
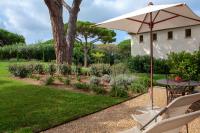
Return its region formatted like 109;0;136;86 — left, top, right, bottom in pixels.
148;2;154;6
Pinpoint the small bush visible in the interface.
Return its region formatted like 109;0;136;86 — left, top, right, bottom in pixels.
130;77;150;93
44;76;54;85
90;84;106;94
57;76;63;82
90;76;101;85
27;64;35;73
80;67;90;76
71;66;81;75
90;63;111;77
110;86;128;98
59;64;71;75
63;77;70;85
34;64;44;74
9;64;30;78
101;74;111;83
30;75;40;80
73;82;90;91
111;63;129;76
77;75;81;82
110;74;134;89
46;64;56;75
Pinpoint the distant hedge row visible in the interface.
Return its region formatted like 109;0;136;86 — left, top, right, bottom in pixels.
0;43;55;62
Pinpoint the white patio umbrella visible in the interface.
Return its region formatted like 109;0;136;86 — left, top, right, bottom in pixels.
96;2;200;108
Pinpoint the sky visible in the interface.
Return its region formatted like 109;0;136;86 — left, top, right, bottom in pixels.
0;0;200;44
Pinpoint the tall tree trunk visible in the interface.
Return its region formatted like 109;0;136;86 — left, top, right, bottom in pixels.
44;0;66;64
65;0;82;65
83;47;88;67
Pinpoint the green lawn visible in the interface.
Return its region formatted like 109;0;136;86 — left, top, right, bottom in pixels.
0;61;124;133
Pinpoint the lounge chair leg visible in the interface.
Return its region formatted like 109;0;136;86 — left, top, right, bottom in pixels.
186;124;189;133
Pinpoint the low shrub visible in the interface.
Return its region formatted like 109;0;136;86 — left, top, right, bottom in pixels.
101;74;111;83
77;75;81;82
27;64;35;73
90;63;111;77
90;76;101;85
57;76;63;82
80;67;90;76
9;64;31;78
71;65;81;75
46;64;56;75
111;63;129;76
58;64;71;75
90;84;106;94
73;82;90;91
44;76;54;85
63;77;70;85
34;64;44;74
130;77;150;93
30;75;40;80
110;74;135;89
109;86;128;98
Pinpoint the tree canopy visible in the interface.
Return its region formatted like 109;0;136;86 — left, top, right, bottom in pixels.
118;39;131;58
0;29;25;46
65;21;116;66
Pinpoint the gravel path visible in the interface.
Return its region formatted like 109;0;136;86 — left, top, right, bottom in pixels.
42;87;200;133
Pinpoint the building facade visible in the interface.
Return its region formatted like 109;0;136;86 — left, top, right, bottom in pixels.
131;25;200;59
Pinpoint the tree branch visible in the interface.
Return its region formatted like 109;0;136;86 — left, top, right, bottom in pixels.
90;37;100;44
62;0;71;12
76;37;82;44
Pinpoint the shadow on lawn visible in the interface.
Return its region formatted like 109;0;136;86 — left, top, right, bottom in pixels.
0;79;12;85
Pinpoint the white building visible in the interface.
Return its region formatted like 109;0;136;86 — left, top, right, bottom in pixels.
131;25;200;59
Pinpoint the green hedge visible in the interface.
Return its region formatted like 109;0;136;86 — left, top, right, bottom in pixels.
127;55;169;74
0;43;55;61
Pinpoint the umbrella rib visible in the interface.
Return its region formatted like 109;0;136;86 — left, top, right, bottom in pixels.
154;15;179;24
126;18;149;25
137;13;148;34
153;10;160;23
162;10;200;22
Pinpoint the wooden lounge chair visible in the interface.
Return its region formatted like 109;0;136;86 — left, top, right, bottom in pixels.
119;110;200;133
132;93;200;129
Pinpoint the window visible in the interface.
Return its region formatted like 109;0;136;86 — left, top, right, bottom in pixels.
185;29;191;38
153;33;157;41
139;35;143;43
168;31;173;40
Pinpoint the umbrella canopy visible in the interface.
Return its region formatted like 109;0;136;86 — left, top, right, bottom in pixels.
96;2;200;108
97;3;200;34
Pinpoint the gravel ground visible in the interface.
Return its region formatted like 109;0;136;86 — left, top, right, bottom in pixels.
42;87;200;133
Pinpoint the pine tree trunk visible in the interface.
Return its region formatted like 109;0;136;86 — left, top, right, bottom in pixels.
65;0;82;65
83;48;88;67
44;0;66;64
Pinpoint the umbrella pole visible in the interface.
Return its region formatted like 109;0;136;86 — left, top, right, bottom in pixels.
149;12;154;109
